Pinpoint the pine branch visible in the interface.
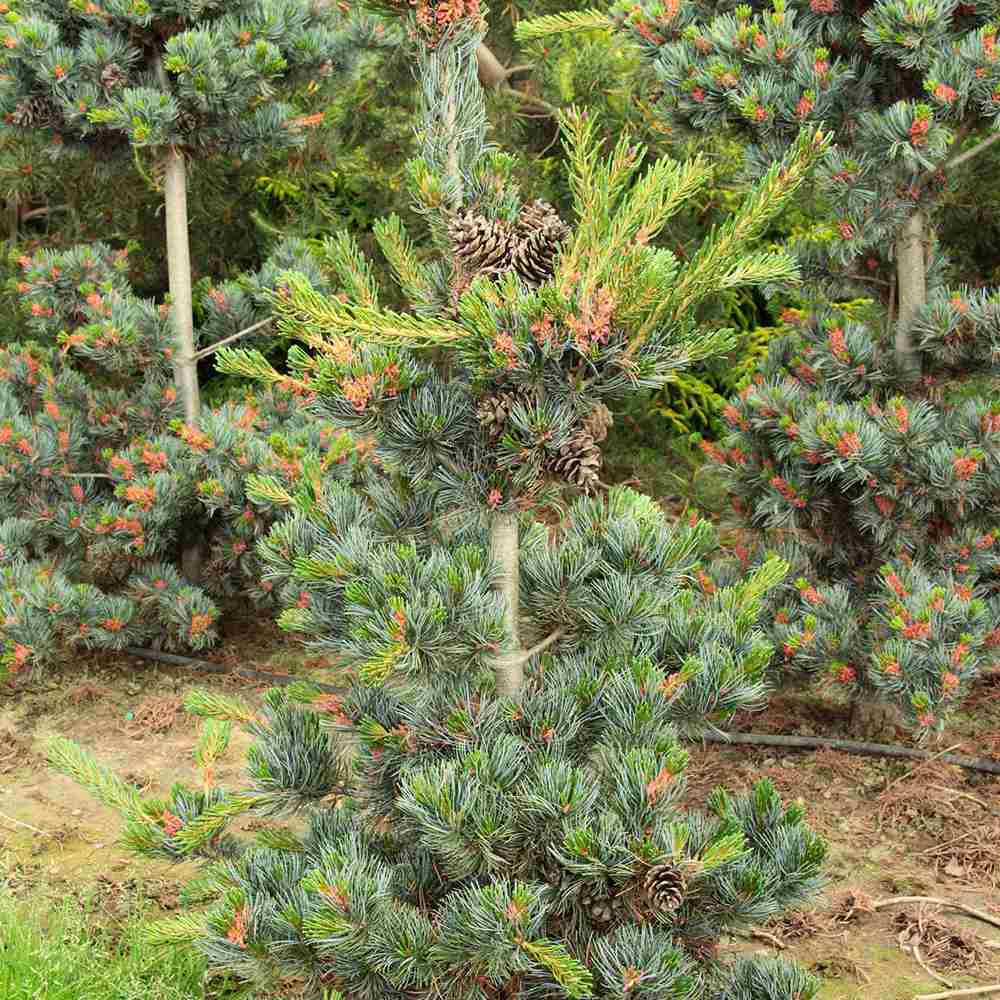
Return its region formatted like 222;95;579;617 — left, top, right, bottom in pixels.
214;346;309;389
245;474;296;508
192;317;273;362
273;276;468;346
142;913;207;947
520;939;594;998
170;793;266;854
193;719;232;776
373;215;439;312
184;689;257;725
511;628;564;666
630;127;829;353
515;10;612;41
46;737;147;821
731;556;790;610
716;249;802;290
320;231;380;308
934;130;1000;179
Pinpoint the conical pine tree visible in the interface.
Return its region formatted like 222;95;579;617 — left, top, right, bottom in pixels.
48;5;833;999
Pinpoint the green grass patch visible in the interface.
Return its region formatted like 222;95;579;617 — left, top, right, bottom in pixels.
0;888;222;1000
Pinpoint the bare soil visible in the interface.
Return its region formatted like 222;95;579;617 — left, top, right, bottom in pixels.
2;631;1000;1000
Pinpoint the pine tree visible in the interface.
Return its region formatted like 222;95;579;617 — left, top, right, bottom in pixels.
519;0;1000;734
691;297;1000;735
518;0;1000;374
0;239;362;681
49;5;834;998
0;0;382;422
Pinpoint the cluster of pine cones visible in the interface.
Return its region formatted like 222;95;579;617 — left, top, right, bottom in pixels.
477;393;613;491
448;199;570;287
9;63;128;129
577;861;688;927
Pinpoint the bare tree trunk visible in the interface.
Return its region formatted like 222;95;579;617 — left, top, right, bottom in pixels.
162;146;200;424
6;199;17;242
162;146;204;584
476;43;509;88
490;511;524;697
894;209;926;380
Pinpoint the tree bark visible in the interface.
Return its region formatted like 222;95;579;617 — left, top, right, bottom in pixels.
162;147;204;583
162;145;200;424
894;209;926;379
490;511;524;697
476;43;509;88
6;198;18;242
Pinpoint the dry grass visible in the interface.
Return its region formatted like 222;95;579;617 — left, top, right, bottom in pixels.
918;821;1000;889
123;696;183;738
891;907;988;973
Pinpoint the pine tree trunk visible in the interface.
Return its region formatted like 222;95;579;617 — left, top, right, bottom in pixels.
6;199;17;242
894;209;926;379
162;146;204;583
490;511;524;697
162;145;200;424
476;44;508;88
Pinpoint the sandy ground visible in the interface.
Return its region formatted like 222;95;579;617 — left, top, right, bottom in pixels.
2;639;1000;1000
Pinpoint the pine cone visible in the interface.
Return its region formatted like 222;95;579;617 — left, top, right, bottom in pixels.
509;228;562;286
580;887;615;928
476;390;521;441
10;95;57;129
582;402;613;444
549;429;601;490
448;210;514;277
515;199;569;242
510;199;569;286
100;63;127;91
644;862;686;913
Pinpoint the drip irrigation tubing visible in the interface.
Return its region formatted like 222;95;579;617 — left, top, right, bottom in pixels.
691;730;1000;776
125;646;1000;775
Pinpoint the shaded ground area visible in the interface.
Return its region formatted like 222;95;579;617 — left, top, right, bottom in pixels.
2;633;999;1000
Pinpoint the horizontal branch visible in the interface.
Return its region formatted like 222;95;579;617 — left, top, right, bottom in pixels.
920;128;1000;189
126;646;342;692
512;628;564;666
915;985;1000;1000
21;203;69;222
940;129;1000;175
192;316;273;362
872;896;1000;932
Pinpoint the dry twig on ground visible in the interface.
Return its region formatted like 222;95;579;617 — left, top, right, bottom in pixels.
892;906;986;978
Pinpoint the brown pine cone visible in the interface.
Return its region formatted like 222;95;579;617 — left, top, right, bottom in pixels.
448;210;515;277
644;862;686;913
515;199;570;242
549;429;601;490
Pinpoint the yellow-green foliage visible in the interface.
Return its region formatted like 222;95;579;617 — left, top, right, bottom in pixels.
732;324;778;389
649;372;728;439
648;298;875;440
648;326;777;439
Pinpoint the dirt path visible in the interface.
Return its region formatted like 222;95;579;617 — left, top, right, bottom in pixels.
2;650;999;999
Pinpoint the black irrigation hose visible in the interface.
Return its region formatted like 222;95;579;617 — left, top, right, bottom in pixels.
126;647;1000;776
692;731;1000;776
